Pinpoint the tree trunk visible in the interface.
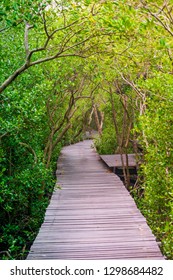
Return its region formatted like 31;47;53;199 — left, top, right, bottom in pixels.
93;104;102;135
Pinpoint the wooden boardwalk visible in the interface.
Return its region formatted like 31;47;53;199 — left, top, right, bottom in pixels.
100;154;137;168
27;140;163;259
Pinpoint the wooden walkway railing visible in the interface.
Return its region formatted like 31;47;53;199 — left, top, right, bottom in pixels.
27;140;163;259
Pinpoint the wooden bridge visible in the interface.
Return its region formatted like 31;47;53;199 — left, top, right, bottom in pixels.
27;140;163;259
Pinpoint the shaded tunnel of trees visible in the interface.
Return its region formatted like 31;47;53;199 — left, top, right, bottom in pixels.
0;0;173;259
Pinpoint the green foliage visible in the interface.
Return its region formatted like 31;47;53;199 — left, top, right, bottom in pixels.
0;66;56;259
92;0;173;259
0;0;51;27
1;0;173;260
0;13;98;257
135;73;173;259
95;127;117;155
0;162;54;259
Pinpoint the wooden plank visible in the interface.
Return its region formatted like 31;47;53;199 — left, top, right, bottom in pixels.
100;154;137;168
27;140;163;260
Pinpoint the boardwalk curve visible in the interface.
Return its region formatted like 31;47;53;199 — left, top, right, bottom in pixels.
27;140;163;259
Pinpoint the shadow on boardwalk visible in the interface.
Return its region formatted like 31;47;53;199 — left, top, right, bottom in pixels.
27;140;163;259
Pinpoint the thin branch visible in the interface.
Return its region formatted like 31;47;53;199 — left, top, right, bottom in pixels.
61;1;67;26
167;48;173;61
166;5;173;23
56;28;86;55
42;12;49;38
0;26;9;33
27;36;50;59
0;20;23;33
58;34;93;54
67;107;78;121
119;96;131;120
19;142;37;164
143;4;173;37
29;45;89;67
0;251;12;258
115;70;144;98
24;22;34;58
52;122;72;150
50;19;80;38
0;63;28;93
0;132;9;140
0;12;105;93
74;95;92;101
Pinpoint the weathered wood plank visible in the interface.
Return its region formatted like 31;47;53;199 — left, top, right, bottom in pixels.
100;154;137;168
27;140;163;260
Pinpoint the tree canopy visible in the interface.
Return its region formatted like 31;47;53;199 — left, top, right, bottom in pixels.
0;0;173;259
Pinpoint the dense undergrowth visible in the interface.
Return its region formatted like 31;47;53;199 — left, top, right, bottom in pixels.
0;134;61;259
1;0;173;259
